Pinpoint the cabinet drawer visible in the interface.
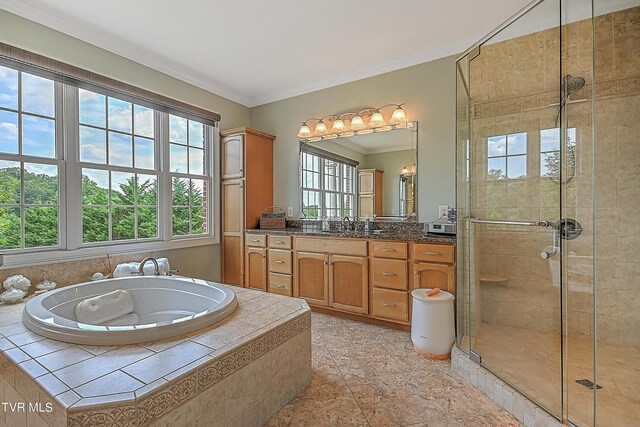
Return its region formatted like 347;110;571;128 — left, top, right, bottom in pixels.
372;259;408;290
246;234;267;247
268;235;292;250
294;237;367;256
413;243;455;263
269;273;292;296
372;288;409;322
269;249;292;274
371;241;407;259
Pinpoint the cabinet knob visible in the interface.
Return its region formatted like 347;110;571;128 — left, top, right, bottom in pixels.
425;251;441;256
251;239;260;242
273;284;286;288
275;260;285;264
382;303;397;307
382;248;396;252
382;272;397;277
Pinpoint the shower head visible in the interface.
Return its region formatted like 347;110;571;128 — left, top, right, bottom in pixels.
562;75;585;96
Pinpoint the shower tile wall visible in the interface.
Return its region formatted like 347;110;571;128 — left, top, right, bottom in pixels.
468;6;640;347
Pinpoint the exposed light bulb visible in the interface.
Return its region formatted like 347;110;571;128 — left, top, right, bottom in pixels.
332;119;345;131
315;121;327;134
351;115;365;129
390;106;407;124
369;111;385;127
402;167;409;174
297;124;312;138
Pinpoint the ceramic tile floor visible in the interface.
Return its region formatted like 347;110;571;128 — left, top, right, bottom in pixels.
265;313;522;427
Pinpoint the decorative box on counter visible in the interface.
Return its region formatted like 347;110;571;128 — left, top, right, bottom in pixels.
259;206;286;229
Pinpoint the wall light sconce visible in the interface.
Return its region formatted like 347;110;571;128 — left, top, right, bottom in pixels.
297;103;412;142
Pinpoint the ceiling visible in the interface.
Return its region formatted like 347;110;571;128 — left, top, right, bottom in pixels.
0;0;537;107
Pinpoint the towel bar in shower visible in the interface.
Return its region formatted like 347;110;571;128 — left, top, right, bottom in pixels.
470;218;551;227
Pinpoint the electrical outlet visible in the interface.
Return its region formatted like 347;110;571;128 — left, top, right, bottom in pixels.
287;207;294;218
439;205;449;218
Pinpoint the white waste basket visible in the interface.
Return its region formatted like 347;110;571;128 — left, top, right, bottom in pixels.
411;288;455;359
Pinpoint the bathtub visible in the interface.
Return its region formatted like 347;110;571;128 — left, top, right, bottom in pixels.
22;276;237;345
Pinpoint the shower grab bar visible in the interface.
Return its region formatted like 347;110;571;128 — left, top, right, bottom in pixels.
471;218;551;227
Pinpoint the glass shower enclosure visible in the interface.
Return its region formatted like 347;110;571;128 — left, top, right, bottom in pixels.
456;0;640;425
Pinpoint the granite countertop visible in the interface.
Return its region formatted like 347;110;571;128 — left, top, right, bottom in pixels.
245;227;456;244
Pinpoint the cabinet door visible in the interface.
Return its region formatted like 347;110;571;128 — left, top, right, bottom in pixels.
222;235;243;286
294;252;328;306
413;262;455;293
222;135;244;179
222;179;244;233
329;255;368;314
358;171;374;193
358;194;374;217
245;247;267;291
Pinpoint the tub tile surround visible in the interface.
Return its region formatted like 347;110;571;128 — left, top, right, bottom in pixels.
0;285;312;427
0;253;153;298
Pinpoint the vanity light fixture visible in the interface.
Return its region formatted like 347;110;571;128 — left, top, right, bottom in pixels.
297;103;411;142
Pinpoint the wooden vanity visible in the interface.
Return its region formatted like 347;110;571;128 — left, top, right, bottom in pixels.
242;231;455;329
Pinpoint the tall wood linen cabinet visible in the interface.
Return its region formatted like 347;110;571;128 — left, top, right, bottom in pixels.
221;127;275;286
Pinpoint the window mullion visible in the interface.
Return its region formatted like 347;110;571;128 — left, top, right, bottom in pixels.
64;85;82;250
158;112;172;241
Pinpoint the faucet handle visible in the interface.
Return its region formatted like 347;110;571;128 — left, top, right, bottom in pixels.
167;269;179;276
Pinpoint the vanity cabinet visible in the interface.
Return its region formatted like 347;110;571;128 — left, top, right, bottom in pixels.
412;243;456;294
221;127;275;286
245;231;455;329
294;251;328;306
358;169;383;217
328;255;369;315
267;235;293;296
245;236;267;291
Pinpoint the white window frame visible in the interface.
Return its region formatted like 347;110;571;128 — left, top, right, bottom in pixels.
0;75;219;269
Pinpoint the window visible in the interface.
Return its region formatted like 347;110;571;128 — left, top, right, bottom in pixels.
0;62;216;261
169;114;208;236
301;151;356;218
487;132;527;179
79;89;159;243
540;128;576;177
0;66;61;250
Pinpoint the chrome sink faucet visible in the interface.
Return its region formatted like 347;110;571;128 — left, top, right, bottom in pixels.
136;257;160;276
342;216;352;231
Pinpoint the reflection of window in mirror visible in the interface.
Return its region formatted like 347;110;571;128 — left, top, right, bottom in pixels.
300;150;356;218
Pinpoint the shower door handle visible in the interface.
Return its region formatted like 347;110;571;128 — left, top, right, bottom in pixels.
470;218;551;227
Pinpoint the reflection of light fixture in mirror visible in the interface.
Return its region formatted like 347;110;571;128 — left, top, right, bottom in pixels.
297;123;312;138
297;103;413;142
351;115;365;129
401;163;416;174
332;118;345;131
390;105;407;124
369;111;385;127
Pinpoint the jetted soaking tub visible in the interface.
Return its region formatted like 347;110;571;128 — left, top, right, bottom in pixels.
22;276;237;345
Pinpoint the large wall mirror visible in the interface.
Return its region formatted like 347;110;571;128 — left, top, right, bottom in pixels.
299;124;418;219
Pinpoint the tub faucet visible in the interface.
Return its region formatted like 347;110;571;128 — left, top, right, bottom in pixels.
136;257;160;276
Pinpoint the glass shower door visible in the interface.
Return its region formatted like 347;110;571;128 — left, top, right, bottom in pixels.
464;0;564;418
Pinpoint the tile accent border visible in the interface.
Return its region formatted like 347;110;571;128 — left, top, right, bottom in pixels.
66;311;311;427
472;75;640;119
451;345;563;427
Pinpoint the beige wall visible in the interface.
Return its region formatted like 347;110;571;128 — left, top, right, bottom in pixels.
250;56;457;222
0;10;252;281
